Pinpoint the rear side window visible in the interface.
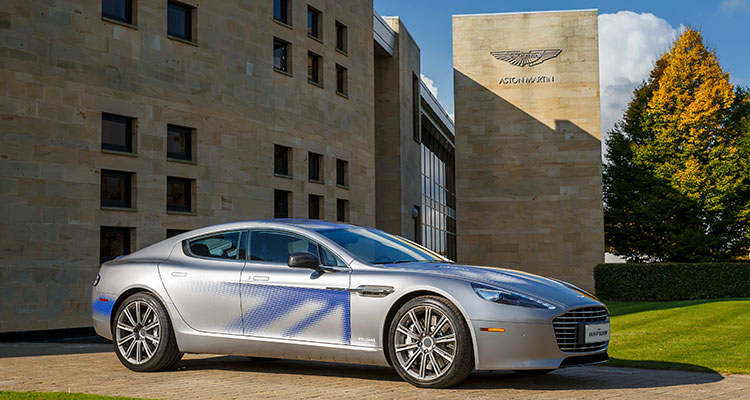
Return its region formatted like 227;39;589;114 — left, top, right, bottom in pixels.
250;231;318;263
188;231;245;260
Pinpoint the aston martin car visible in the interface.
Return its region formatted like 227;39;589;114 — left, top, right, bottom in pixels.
92;219;609;388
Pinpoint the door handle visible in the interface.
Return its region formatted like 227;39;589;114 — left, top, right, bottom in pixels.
171;272;187;277
252;275;269;281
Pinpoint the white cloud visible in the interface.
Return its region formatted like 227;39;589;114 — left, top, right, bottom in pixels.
420;73;438;98
598;12;684;149
720;0;750;10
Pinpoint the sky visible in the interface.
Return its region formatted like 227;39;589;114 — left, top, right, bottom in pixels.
373;0;749;140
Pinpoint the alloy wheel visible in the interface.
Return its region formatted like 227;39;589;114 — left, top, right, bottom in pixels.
393;304;457;381
115;300;161;365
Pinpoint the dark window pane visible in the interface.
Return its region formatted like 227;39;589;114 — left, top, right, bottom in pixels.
167;229;189;238
100;226;131;264
319;245;345;267
308;53;320;83
413;74;421;143
102;0;132;24
273;0;287;24
188;231;242;260
273;39;287;72
336;65;347;95
336;199;348;222
274;145;290;175
336;159;348;186
309;194;321;219
250;231;317;263
167;177;192;212
274;190;290;218
168;1;191;41
308;152;321;181
307;8;319;38
336;22;346;52
102;113;133;153
167;124;192;160
101;169;132;208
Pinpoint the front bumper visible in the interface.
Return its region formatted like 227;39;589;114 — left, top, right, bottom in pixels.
470;319;608;370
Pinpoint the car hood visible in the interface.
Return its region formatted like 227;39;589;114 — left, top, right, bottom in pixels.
378;262;599;308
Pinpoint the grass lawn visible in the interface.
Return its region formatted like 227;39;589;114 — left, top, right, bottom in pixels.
0;393;148;400
604;298;750;374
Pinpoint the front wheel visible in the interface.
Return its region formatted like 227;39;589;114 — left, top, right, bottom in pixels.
387;296;474;388
113;292;183;372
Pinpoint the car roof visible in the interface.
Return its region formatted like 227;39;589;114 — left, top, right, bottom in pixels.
251;219;357;231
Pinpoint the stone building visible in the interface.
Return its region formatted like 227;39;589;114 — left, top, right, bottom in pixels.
0;2;601;334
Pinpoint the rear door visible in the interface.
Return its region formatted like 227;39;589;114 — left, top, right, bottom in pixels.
239;230;351;345
159;230;246;335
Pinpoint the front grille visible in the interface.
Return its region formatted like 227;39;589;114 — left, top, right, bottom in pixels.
552;306;609;353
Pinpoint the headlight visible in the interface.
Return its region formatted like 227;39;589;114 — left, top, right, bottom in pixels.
472;283;556;310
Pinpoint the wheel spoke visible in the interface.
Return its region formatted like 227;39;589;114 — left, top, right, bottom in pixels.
407;310;423;334
117;333;135;346
434;333;455;344
145;320;160;331
117;322;134;332
142;306;153;325
136;340;142;363
395;342;418;353
397;324;420;340
145;334;160;345
123;308;136;327
124;338;136;359
143;340;153;358
432;316;448;335
428;351;442;376
403;349;421;370
419;350;427;379
135;302;142;324
434;346;454;363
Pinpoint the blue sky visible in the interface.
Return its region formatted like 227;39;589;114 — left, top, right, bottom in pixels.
373;0;749;126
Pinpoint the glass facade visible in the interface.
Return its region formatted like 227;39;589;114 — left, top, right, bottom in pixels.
420;115;456;260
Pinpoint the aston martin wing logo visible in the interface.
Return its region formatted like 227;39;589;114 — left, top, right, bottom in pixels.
490;49;562;67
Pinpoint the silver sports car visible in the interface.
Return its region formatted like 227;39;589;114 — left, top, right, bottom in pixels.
92;219;610;388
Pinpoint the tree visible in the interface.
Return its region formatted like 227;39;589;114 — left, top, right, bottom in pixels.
604;28;750;262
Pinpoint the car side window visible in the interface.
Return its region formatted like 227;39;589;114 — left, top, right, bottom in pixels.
319;245;346;267
249;231;318;263
188;231;244;260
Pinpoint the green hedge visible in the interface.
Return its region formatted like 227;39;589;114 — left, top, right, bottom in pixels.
594;262;750;301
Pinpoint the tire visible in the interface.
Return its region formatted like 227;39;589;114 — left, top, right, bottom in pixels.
387;295;474;388
112;292;183;372
246;357;280;362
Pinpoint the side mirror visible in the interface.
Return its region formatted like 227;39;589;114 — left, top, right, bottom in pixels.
288;252;320;269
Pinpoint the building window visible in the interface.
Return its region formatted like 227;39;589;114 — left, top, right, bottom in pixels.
307;6;321;39
274;144;291;176
167;176;193;213
274;189;291;218
308;152;322;182
273;0;289;25
167;1;193;42
101;169;133;208
336;198;349;222
420;121;457;260
101;113;133;153
413;73;421;143
308;52;322;85
102;0;133;24
167;124;193;161
309;194;322;219
273;38;290;73
100;226;132;264
335;21;347;53
166;229;189;238
336;158;348;187
336;64;347;96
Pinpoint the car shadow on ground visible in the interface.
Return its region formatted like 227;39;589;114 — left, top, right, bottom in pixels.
175;355;724;390
0;341;112;358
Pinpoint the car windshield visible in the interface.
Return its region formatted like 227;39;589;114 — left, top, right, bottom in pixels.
318;227;449;264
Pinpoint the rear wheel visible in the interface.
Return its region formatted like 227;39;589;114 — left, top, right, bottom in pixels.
113;292;183;372
388;296;474;388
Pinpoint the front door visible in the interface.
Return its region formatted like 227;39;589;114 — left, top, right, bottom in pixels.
239;230;351;345
159;230;246;335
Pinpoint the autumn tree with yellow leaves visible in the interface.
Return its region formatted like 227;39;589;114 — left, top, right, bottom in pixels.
604;28;750;262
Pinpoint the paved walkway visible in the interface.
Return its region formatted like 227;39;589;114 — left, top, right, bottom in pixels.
1;342;748;399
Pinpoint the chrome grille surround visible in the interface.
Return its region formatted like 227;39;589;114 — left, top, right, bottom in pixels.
552;306;609;353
